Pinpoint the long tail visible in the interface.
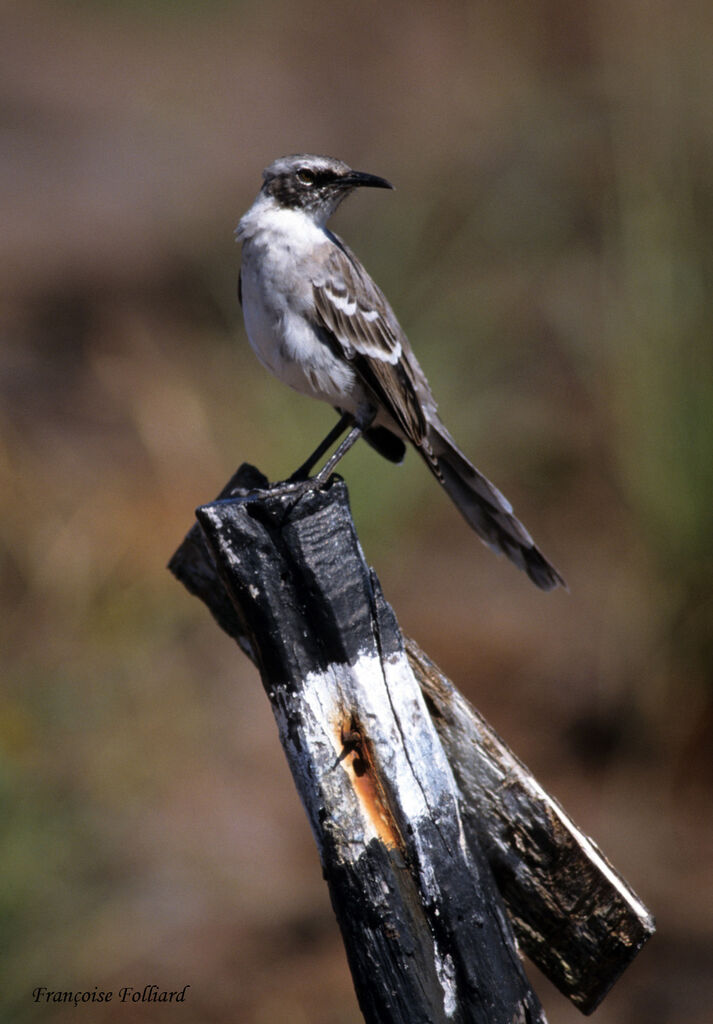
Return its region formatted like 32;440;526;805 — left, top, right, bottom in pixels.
424;425;566;591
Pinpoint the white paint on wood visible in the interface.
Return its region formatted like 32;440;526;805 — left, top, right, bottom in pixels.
434;946;458;1017
271;647;470;897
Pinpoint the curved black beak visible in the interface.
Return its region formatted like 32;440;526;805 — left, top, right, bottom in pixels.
343;170;394;190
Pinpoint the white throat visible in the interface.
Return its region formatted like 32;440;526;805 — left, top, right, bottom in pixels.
236;191;335;246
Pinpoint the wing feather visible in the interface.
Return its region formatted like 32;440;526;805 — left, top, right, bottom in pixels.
311;238;430;443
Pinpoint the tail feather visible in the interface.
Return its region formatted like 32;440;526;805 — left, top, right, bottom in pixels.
426;429;566;591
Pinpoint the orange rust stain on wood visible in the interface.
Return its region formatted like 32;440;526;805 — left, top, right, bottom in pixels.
337;716;403;851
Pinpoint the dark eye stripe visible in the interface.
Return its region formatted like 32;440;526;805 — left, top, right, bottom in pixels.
297;168;343;188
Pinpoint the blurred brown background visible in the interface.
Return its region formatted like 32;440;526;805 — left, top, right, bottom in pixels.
2;1;712;1021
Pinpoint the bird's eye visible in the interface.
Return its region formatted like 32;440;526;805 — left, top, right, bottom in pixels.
297;168;316;186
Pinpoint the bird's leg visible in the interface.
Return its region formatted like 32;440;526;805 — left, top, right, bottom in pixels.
262;406;375;500
311;427;362;483
289;412;353;482
312;405;377;485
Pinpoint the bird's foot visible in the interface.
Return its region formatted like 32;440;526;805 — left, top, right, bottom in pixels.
243;472;337;504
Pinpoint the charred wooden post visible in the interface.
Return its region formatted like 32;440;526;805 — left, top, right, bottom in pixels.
169;464;654;1020
189;473;544;1024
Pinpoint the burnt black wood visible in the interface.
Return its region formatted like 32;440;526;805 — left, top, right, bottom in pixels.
169;464;654;1017
171;465;545;1024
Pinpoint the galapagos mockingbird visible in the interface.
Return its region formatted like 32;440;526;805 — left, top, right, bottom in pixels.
236;153;565;590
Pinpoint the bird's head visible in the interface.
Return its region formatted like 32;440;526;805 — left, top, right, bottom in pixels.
260;154;393;224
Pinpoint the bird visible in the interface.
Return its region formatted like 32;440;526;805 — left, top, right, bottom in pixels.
235;154;565;591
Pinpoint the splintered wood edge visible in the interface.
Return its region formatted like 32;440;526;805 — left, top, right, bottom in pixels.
405;637;655;1013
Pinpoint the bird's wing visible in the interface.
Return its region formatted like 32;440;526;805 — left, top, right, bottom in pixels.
310;237;565;590
311;235;431;445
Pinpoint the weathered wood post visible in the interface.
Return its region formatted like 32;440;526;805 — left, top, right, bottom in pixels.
169;464;654;1021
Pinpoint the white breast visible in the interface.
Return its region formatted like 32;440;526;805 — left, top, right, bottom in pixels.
237;200;362;412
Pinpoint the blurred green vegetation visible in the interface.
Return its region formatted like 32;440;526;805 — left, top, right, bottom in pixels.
2;1;712;1022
